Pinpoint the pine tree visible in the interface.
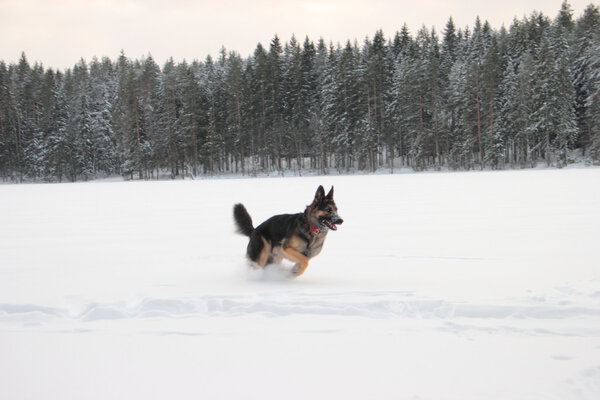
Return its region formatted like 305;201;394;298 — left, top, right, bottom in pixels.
158;57;184;177
496;56;533;166
527;33;578;166
135;55;161;177
334;41;362;171
199;55;227;174
467;18;490;167
556;0;575;32
423;27;444;168
447;56;474;169
21;63;47;179
240;56;259;174
550;24;579;166
527;38;555;165
0;61;12;178
481;36;504;168
224;51;245;173
361;30;389;171
320;43;340;170
299;37;318;169
584;29;600;160
250;43;271;171
38;68;59;179
387;49;414;168
177;60;202;176
312;38;330;173
46;73;70;181
282;35;302;170
11;53;34;180
572;4;600;156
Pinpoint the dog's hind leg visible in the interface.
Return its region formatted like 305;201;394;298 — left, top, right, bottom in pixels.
257;237;272;267
247;235;271;267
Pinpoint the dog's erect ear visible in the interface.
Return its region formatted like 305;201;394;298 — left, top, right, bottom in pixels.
326;186;334;200
312;185;325;204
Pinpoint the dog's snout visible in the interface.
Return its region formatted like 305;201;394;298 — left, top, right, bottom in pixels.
334;216;344;225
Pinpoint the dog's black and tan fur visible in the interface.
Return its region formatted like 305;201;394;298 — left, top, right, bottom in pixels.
233;185;343;277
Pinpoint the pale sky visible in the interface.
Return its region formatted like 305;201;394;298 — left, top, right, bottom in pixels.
0;0;595;70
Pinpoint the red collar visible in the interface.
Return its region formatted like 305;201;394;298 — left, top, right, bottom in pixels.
310;225;320;234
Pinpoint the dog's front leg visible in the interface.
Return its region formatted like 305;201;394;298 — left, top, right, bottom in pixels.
290;262;308;277
281;247;309;277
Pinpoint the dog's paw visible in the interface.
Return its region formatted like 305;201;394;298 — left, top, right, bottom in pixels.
288;264;300;278
289;263;308;278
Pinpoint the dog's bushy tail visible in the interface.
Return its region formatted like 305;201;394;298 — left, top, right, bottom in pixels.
233;203;254;237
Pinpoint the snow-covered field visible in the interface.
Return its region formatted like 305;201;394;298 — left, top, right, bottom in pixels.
1;168;599;400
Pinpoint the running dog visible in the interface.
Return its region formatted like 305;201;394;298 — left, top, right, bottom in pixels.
233;185;343;277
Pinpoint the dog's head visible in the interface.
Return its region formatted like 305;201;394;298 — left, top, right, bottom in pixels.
306;185;344;232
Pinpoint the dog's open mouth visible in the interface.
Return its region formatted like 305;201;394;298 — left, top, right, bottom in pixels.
319;217;343;231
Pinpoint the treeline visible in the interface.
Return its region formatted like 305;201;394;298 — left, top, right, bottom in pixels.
1;2;599;182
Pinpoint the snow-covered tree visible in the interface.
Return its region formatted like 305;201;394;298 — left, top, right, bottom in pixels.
0;2;597;180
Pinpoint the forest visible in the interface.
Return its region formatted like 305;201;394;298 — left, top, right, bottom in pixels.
1;1;599;182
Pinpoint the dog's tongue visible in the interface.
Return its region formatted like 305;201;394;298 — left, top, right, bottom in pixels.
325;221;337;230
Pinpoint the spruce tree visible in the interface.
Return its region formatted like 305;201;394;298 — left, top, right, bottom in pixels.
46;73;70;181
572;4;600;156
224;52;244;173
0;62;9;178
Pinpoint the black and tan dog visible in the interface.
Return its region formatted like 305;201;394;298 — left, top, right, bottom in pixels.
233;185;343;277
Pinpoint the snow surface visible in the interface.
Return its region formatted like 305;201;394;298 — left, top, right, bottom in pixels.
1;168;599;400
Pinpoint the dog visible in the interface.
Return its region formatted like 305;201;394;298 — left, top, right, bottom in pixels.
233;185;343;277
